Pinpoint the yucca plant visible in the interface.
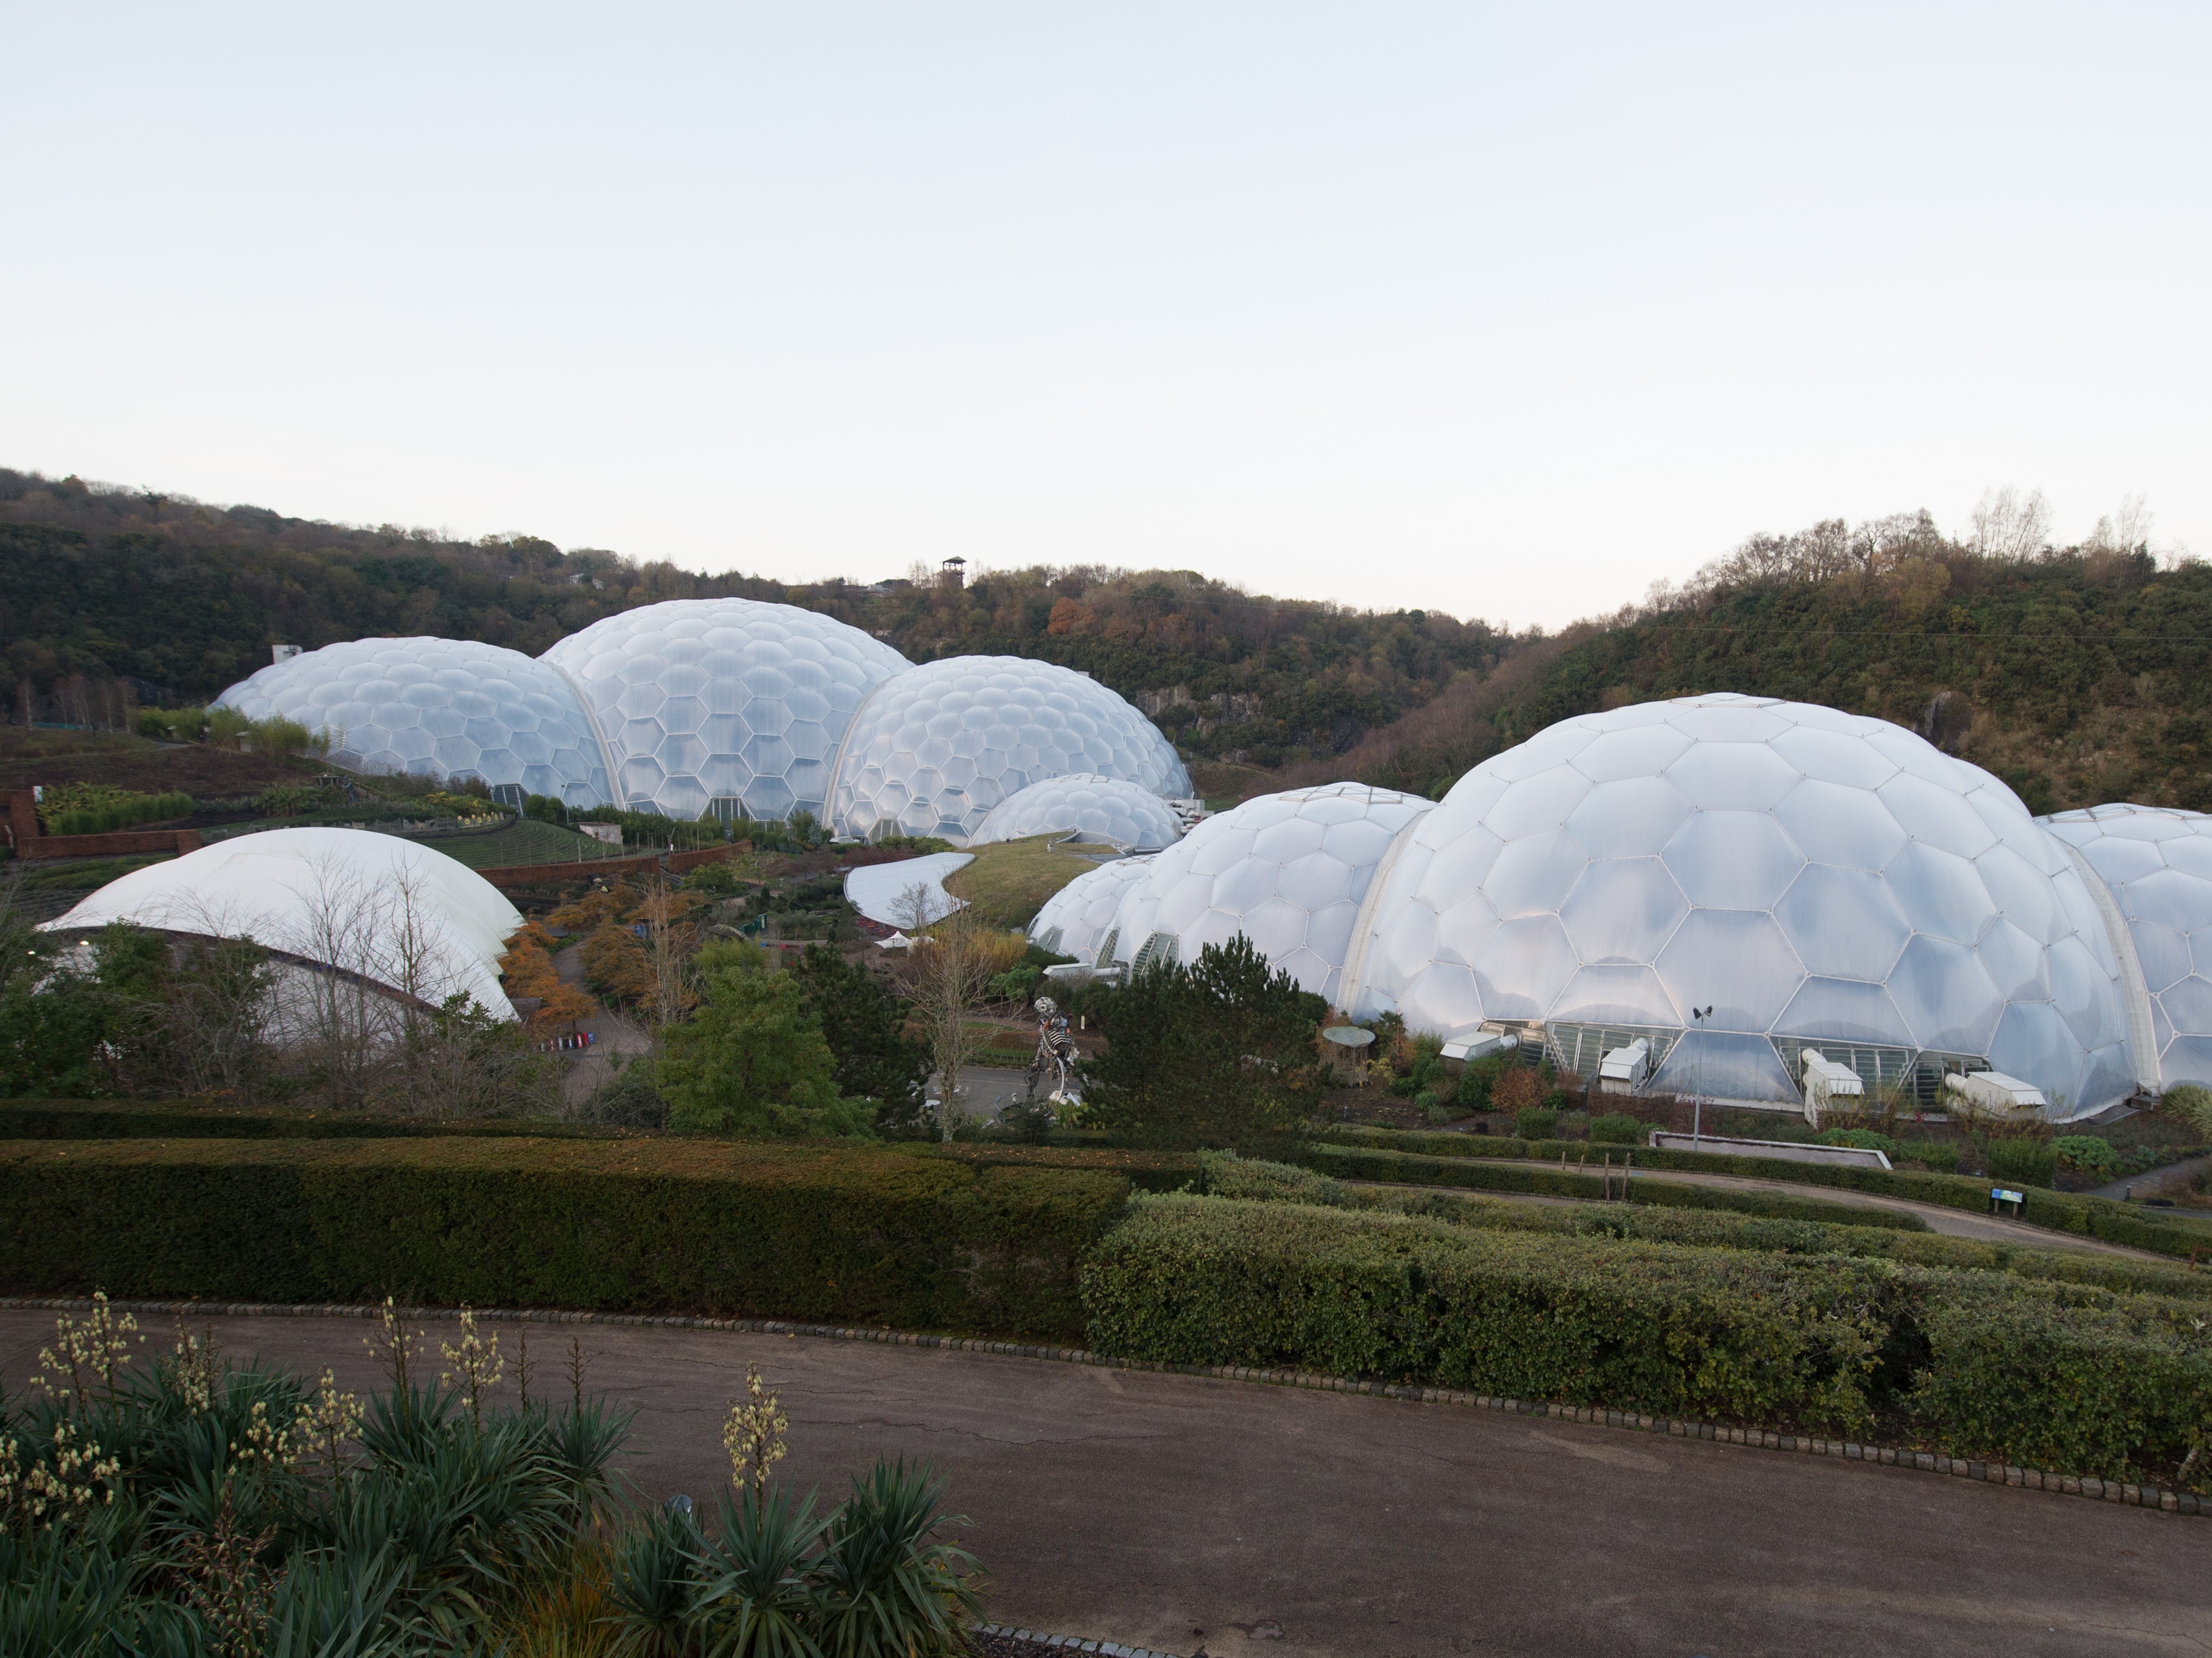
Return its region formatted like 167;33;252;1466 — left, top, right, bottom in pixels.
808;1462;981;1658
686;1486;829;1658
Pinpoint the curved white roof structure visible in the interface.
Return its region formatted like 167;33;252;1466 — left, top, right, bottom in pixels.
1027;854;1156;965
2041;803;2212;1091
215;637;612;809
541;598;912;825
42;828;523;1017
1109;782;1433;1001
827;656;1192;843
969;774;1184;851
1341;694;2137;1117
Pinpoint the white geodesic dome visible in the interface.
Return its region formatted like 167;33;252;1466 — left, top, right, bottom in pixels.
1341;694;2138;1118
214;638;612;808
2041;803;2212;1092
540;598;912;823
1028;855;1157;965
1107;783;1433;1001
969;774;1184;851
42;827;523;1017
827;656;1192;843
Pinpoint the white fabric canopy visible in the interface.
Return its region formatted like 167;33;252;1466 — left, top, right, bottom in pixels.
43;827;523;1017
843;852;972;927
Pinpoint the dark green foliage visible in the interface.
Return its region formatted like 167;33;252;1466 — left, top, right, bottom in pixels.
0;1138;1132;1340
607;1462;980;1657
1084;1194;1906;1430
521;792;569;825
1898;1138;1961;1173
659;965;869;1138
1587;1113;1646;1144
1820;1128;1900;1156
1319;1124;2212;1259
1305;1142;1931;1230
0;1323;629;1652
1512;1107;1558;1141
986;964;1042;1004
790;946;930;1129
578;1056;669;1129
1081;1192;2212;1482
38;788;193;836
1987;1137;2059;1189
2051;1135;2119;1179
1080;935;1327;1152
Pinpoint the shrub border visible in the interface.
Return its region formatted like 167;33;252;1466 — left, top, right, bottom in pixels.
6;1295;2196;1521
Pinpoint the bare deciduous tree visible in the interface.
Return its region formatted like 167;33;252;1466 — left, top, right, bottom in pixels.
891;882;996;1143
1968;487;2053;562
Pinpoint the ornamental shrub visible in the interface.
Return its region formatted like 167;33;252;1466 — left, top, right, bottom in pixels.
2051;1135;2119;1180
1986;1137;2058;1189
1820;1128;1899;1157
1513;1107;1559;1141
1897;1138;1960;1174
1588;1113;1646;1145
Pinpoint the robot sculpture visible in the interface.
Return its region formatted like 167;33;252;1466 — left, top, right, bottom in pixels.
1026;995;1079;1106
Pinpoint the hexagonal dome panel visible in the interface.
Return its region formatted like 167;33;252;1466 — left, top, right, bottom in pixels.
1026;853;1157;965
971;774;1186;852
215;637;611;807
2043;803;2212;1092
541;598;912;823
1343;693;2136;1117
827;656;1191;842
1101;783;1432;1002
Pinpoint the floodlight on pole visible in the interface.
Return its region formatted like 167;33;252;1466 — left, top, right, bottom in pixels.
1690;1005;1714;1150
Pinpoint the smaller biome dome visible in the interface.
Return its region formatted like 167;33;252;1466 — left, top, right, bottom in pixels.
42;828;523;1017
1107;782;1433;1000
215;638;612;808
970;774;1184;851
2041;803;2212;1091
541;598;912;824
1028;855;1157;967
829;656;1191;843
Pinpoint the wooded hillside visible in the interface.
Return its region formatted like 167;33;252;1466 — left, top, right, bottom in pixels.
1315;512;2212;816
0;470;1498;770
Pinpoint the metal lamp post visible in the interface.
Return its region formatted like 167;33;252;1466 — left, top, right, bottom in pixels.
1689;1004;1714;1149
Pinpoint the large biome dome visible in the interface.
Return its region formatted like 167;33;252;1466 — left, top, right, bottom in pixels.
1341;694;2137;1115
215;638;611;808
1110;782;1433;1001
827;656;1191;843
970;774;1184;851
541;598;912;823
2041;803;2212;1091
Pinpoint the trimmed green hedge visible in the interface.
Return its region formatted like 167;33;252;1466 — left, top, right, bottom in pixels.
1304;1143;1930;1232
0;1101;627;1141
1323;1127;2212;1260
1084;1194;1907;1431
0;1137;1129;1341
1082;1193;2212;1484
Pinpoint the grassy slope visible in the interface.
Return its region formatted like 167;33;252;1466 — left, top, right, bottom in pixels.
944;835;1107;929
425;819;635;870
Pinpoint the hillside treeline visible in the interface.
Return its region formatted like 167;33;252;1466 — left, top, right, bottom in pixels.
1325;510;2212;815
0;470;1495;768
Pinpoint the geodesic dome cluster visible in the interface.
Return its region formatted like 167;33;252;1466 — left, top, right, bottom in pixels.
1027;854;1157;967
540;598;915;824
218;600;1194;839
2041;804;2212;1091
1099;782;1434;1003
213;637;611;808
1029;694;2185;1120
969;774;1185;851
825;656;1192;844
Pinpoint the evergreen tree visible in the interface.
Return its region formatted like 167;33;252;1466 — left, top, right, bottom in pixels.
791;945;931;1131
1082;934;1326;1152
658;962;871;1137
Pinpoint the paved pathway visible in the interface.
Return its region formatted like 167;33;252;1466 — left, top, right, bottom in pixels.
2091;1155;2211;1204
6;1309;2201;1657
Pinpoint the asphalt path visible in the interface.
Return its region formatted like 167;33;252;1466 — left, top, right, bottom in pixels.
6;1309;2202;1657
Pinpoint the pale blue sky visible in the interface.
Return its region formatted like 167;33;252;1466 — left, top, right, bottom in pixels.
5;4;2207;628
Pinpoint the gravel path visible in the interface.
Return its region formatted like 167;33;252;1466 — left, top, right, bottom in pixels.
5;1308;2197;1658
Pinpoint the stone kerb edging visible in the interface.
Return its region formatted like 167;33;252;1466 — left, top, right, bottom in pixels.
976;1626;1171;1657
4;1297;2200;1520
